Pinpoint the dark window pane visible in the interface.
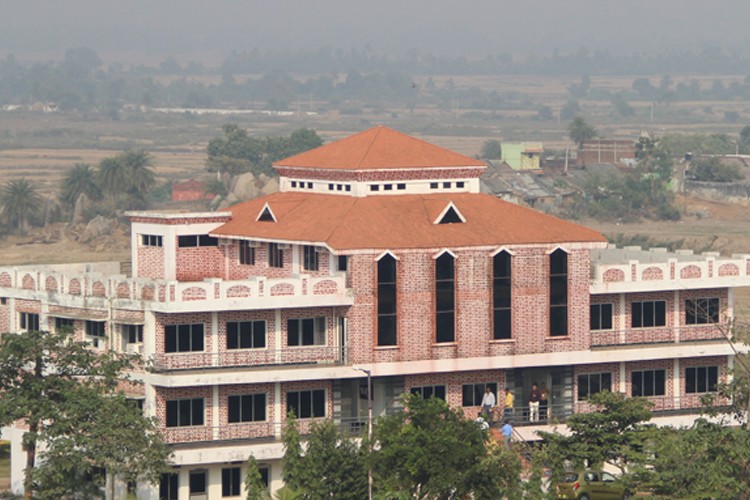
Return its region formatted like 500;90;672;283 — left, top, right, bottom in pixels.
436;312;455;342
300;391;312;418
192;324;204;351
189;471;206;493
434;386;446;400
578;375;589;400
632;303;643;328
632;372;643;397
166;401;178;427
228;395;240;423
601;304;613;329
697;366;707;393
550;307;568;336
287;392;299;418
179;235;198;247
436;253;454;280
378;316;397;346
493;309;511;339
655;370;665;396
655;301;666;326
601;372;612;392
192;399;204;425
255;394;267;421
708;366;719;392
550;249;568;274
462;385;474;406
312;390;325;417
165;325;177;353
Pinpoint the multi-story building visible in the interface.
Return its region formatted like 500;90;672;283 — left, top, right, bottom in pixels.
1;126;748;499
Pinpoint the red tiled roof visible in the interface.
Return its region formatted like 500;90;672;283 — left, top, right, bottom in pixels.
211;192;607;250
274;126;486;171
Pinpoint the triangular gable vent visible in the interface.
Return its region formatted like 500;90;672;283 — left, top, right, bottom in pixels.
435;203;465;225
257;204;276;222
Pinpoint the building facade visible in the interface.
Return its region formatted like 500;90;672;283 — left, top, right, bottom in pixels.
1;126;746;499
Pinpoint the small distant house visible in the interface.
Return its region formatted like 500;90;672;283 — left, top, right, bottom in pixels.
171;179;215;202
501;142;543;170
578;139;636;166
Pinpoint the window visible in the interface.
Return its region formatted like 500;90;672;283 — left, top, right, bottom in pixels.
291;181;297;188
685;298;719;325
85;320;105;337
287;317;326;346
578;372;612;400
438;207;463;224
337;255;348;272
685;366;719;394
493;251;512;340
377;255;397;346
19;312;39;332
328;183;334;190
550;249;568;336
54;317;74;332
370;185;380;192
590;303;613;330
632;369;666;397
222;467;242;497
456;181;465;188
258;207;275;222
430;182;438;189
462;383;498;406
397;183;406;190
443;182;451;188
306;182;313;189
228;393;266;423
239;240;255;265
384;184;393;191
631;301;666;328
410;385;446;400
123;324;143;343
189;470;206;495
268;243;284;268
159;473;178;500
303;245;319;271
166;398;204;427
287;389;325;418
164;323;204;353
142;234;163;247
227;320;266;349
345;185;351;192
178;234;219;247
435;253;455;343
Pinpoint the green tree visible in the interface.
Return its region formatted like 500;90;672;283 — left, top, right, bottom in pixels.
690;156;744;182
538;391;654;486
739;125;750;153
479;139;502;159
98;149;156;211
0;178;42;234
280;415;367;500
0;329;171;500
246;455;271;500
60;162;101;208
567;116;597;150
372;394;520;499
643;420;750;499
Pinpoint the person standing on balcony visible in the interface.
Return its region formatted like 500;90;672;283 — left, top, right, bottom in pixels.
540;382;549;422
529;383;541;423
503;387;514;419
481;386;496;422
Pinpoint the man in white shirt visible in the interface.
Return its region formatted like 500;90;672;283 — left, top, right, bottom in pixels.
481;386;496;422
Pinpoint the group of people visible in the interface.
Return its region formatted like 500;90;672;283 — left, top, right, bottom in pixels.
475;383;552;449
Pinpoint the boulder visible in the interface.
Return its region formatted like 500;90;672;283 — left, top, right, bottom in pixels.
79;216;116;244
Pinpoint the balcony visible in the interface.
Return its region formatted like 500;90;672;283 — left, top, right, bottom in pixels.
163;416;368;445
591;247;750;294
591;325;728;348
151;346;349;372
0;264;352;313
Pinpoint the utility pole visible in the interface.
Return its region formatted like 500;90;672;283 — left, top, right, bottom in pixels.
354;367;373;500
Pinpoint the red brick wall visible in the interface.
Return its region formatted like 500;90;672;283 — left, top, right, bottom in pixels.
346;245;592;365
405;370;505;419
137;246;165;279
275;166;486;182
0;299;9;333
175;244;225;281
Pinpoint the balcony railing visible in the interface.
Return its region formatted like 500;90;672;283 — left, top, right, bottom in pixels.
591;325;728;347
151;346;349;372
162;416;369;445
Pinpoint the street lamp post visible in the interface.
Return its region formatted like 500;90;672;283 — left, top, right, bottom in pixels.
354;367;373;500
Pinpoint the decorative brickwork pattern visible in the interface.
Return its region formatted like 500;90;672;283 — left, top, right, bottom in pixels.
642;266;663;280
718;263;739;276
680;265;702;279
137;246;165;279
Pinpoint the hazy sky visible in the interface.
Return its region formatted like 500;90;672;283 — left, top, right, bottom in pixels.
2;0;749;63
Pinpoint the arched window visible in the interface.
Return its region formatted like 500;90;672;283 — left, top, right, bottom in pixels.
435;253;455;343
377;254;397;346
493;251;512;339
549;249;568;336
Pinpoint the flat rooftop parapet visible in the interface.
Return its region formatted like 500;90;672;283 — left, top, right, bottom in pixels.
591;245;750;293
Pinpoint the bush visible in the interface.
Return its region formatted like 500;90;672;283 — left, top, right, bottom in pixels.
689;157;744;182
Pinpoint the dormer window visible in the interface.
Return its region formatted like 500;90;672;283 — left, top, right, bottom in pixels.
435;203;466;225
257;205;276;222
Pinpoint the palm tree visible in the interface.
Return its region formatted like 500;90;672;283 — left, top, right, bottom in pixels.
60;162;101;207
98;156;128;210
1;178;42;234
120;149;156;197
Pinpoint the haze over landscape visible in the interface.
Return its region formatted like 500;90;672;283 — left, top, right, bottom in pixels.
3;0;750;62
